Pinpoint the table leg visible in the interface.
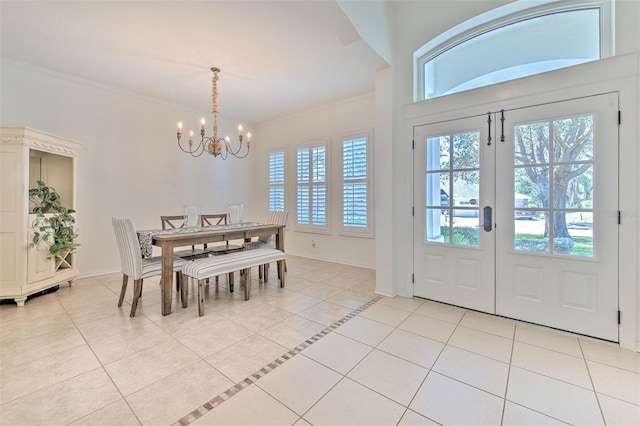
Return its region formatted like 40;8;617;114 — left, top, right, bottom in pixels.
161;242;174;316
277;260;285;287
276;227;284;252
276;226;285;287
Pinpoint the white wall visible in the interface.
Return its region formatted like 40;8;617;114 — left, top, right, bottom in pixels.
1;59;252;276
374;67;394;296
252;93;376;269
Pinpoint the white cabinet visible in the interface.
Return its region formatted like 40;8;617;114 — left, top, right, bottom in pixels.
0;127;80;306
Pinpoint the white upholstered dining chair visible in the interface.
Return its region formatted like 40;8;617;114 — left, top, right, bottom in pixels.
112;217;189;317
242;210;289;280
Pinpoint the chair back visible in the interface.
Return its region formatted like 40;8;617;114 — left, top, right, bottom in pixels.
201;213;228;227
258;210;289;243
112;217;143;280
267;210;289;227
160;215;186;230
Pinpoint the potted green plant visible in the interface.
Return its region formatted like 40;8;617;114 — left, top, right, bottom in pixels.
28;180;79;264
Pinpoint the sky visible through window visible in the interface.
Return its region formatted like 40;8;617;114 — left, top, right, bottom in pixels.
423;8;601;99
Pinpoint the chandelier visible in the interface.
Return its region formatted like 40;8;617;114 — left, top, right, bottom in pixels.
176;67;251;159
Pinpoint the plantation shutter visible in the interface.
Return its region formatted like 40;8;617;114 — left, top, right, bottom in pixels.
343;137;367;228
297;145;326;226
268;151;285;211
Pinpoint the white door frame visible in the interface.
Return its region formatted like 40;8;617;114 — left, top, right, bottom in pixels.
404;53;638;350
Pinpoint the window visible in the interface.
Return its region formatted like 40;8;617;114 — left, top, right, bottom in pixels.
296;139;329;232
341;132;373;236
268;150;285;211
415;1;611;100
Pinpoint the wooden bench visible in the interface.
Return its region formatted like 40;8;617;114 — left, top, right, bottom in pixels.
181;248;286;316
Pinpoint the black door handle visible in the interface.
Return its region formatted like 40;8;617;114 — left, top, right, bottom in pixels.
484;206;492;231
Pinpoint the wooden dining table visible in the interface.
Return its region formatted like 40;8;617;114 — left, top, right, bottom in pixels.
145;223;285;315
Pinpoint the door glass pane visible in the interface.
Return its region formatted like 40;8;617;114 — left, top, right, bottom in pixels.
513;114;595;257
452;132;479;169
440;173;450;208
452;217;479;247
514;122;549;165
453;171;479;201
426;172;450;208
553;116;593;162
555;164;593;209
552;211;593;256
514;213;549;253
426;135;450;171
514;167;546;208
426;208;449;243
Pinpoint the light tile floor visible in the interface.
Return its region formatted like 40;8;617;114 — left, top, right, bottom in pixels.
1;255;638;425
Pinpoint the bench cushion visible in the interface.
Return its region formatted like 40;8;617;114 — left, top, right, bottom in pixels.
182;248;285;280
141;256;189;279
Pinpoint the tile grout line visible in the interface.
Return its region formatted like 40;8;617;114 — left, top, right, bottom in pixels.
400;308;467;425
578;337;608;424
55;288;149;426
500;316;518;425
173;295;384;426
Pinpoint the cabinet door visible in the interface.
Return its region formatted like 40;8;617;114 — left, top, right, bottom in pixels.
27;215;55;283
1;146;24;291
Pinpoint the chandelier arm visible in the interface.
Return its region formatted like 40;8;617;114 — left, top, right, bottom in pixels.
177;138;206;157
229;147;251;159
227;140;242;155
218;141;228;160
229;145;249;158
230;136;251;157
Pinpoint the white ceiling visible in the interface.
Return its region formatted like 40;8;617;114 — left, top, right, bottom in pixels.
0;1;396;124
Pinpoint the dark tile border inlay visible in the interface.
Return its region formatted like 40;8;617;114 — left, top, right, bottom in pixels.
173;295;384;426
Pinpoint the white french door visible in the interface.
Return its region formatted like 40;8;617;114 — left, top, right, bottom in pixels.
495;93;619;340
414;93;619;341
413;117;495;313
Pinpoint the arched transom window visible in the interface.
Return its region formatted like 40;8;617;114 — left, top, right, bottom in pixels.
414;1;612;100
